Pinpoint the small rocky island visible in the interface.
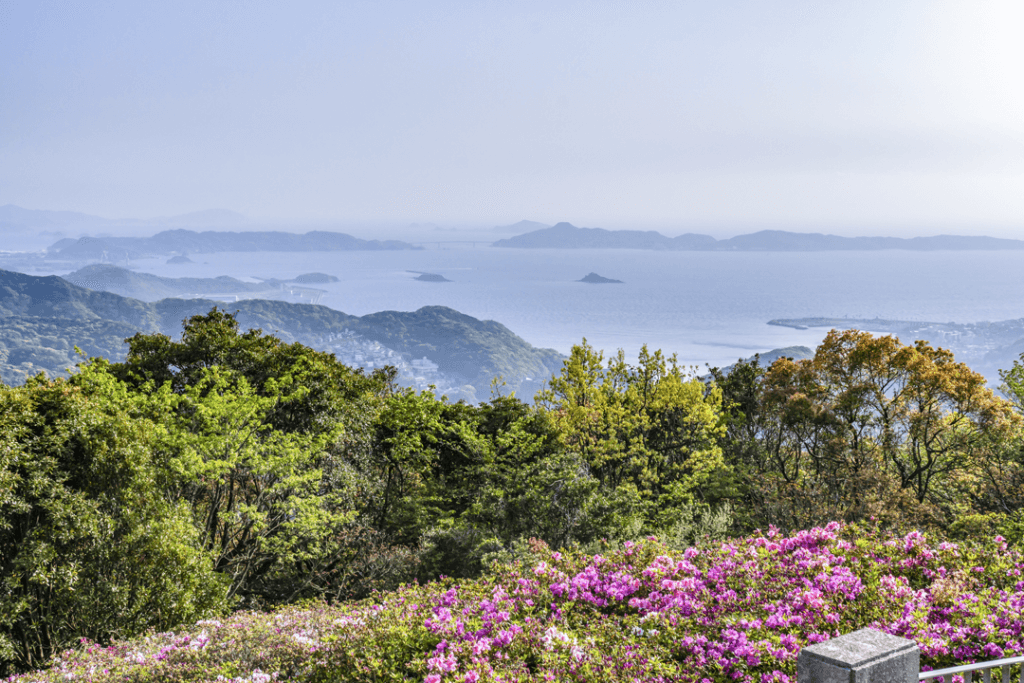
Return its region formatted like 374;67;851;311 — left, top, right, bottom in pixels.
410;271;452;283
291;272;339;283
578;272;623;284
166;254;193;264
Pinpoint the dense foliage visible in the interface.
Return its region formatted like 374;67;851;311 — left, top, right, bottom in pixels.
5;307;1024;678
9;525;1024;683
0;369;227;672
707;330;1024;538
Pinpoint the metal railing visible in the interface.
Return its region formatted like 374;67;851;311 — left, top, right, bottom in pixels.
920;656;1024;683
798;628;1024;683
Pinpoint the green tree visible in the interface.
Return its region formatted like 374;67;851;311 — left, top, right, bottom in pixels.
111;308;389;435
962;354;1024;539
538;340;726;536
107;310;389;606
466;394;597;551
705;356;786;533
353;387;600;580
0;367;226;677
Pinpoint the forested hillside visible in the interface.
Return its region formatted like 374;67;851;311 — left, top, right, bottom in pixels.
62;263;279;299
62;263;338;300
0;269;563;395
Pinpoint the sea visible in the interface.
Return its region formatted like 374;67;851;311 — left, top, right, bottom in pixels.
102;246;1024;372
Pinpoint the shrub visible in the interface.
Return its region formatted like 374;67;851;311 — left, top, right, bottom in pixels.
12;524;1024;683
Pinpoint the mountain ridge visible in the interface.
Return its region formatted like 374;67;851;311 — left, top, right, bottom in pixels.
492;223;1024;251
61;264;338;301
46;229;420;259
0;269;562;398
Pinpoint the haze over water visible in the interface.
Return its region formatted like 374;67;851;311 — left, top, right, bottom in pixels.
6;1;1024;373
112;246;1024;370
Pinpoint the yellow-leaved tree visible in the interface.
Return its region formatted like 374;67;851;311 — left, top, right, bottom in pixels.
537;340;726;538
757;329;1018;529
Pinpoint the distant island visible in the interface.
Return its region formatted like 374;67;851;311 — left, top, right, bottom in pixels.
45;229;420;261
409;271;452;282
166;255;193;264
578;272;623;284
0;204;249;232
61;264;329;304
493;222;1024;252
292;272;339;283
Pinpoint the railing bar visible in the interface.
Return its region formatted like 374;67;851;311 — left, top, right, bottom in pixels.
985;668;991;683
922;658;1024;681
1001;665;1009;683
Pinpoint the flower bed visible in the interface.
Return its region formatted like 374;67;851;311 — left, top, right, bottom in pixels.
13;524;1024;683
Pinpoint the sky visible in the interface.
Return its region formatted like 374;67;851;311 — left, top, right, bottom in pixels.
1;0;1023;237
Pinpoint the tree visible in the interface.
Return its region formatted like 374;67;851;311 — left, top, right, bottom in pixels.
107;310;389;606
0;368;226;676
538;341;726;535
966;355;1024;527
466;394;596;551
705;356;787;532
755;329;1017;529
111;308;389;435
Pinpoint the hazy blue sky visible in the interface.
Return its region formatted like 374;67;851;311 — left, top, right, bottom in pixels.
2;0;1023;235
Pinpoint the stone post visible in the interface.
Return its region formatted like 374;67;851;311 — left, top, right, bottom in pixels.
798;629;920;683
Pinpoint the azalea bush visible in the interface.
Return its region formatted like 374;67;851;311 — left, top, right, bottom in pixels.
11;523;1024;683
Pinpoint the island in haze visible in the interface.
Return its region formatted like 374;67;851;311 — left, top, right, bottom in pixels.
492;219;552;234
409;271;452;283
0;204;255;252
0;204;250;234
493;222;1024;252
578;272;623;284
291;272;339;283
61;264;334;303
46;229;420;261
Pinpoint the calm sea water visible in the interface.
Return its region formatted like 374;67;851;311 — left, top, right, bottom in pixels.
109;247;1024;370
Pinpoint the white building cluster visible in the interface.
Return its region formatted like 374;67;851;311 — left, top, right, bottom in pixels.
322;330;478;402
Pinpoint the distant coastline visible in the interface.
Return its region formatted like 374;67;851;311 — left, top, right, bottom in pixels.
493;222;1024;252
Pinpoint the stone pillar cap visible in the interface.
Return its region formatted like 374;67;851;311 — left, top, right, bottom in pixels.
803;628;918;669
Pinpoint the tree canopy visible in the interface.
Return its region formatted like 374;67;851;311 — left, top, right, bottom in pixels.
3;314;1024;676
